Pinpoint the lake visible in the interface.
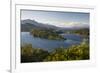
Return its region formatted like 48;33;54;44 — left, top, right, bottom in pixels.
21;32;83;51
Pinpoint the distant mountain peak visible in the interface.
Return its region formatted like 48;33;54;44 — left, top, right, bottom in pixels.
21;19;59;32
21;19;38;25
21;19;89;32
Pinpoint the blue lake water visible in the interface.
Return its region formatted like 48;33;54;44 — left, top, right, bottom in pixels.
21;32;83;51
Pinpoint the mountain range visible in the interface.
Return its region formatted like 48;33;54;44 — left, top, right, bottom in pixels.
21;19;89;32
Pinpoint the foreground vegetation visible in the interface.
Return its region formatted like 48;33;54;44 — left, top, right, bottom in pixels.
21;44;49;62
21;40;89;63
30;29;66;40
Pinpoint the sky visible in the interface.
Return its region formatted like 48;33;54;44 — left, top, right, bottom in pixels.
21;10;90;28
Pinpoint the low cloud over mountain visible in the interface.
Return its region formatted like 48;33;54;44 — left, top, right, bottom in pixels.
21;19;89;32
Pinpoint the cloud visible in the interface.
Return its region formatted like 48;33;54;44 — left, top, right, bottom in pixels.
27;19;89;28
52;21;89;28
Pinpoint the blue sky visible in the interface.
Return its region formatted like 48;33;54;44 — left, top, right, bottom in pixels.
21;10;89;28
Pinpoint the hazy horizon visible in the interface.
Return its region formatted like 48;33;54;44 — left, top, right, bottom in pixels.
21;10;90;28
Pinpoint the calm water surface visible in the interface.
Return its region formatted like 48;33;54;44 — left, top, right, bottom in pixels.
21;32;83;51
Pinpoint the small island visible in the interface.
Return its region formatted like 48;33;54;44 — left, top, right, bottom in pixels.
30;29;66;40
